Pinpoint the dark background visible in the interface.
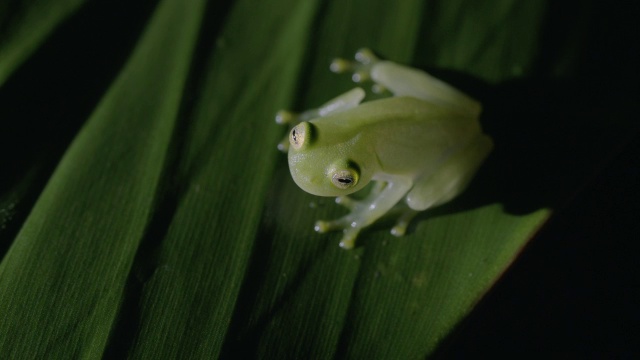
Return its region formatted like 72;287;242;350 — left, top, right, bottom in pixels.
435;1;640;356
1;0;639;357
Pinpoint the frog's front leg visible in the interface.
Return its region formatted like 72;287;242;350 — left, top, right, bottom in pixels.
275;87;365;151
332;48;481;116
315;177;412;249
333;180;386;209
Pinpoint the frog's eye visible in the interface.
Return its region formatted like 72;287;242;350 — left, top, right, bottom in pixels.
331;169;358;189
289;122;314;150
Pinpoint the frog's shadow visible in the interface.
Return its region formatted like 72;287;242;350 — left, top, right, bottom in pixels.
394;71;639;232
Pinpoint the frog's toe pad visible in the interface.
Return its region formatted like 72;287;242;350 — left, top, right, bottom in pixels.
390;209;418;237
315;218;352;232
330;48;379;83
354;48;377;64
351;71;369;83
372;83;387;94
339;229;359;249
330;59;369;83
314;220;332;233
275;110;295;125
390;224;407;237
315;219;361;249
276;139;289;152
330;58;353;73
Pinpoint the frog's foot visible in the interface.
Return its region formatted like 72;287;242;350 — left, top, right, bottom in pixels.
330;48;384;90
314;219;361;249
314;217;351;234
390;208;418;237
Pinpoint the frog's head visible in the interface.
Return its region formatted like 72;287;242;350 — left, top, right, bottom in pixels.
287;121;370;197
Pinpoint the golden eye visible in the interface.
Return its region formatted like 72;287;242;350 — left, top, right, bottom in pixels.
331;170;358;189
289;122;311;150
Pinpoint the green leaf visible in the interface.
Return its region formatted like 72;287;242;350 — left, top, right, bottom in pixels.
0;0;86;86
0;0;206;357
1;0;637;358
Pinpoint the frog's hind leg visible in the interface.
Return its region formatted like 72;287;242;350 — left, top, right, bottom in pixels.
370;61;481;116
332;48;480;116
275;87;365;152
405;134;493;212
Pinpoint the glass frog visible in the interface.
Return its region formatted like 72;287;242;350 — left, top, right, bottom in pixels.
276;48;493;249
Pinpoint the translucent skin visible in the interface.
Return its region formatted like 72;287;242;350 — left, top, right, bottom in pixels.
288;96;482;197
278;49;493;249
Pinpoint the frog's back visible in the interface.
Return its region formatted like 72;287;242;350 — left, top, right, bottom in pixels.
312;96;483;176
311;96;479;144
313;96;476;129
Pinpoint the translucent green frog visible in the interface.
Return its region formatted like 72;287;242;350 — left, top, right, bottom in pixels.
276;49;492;249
